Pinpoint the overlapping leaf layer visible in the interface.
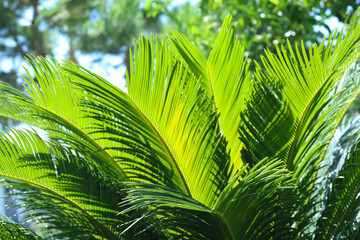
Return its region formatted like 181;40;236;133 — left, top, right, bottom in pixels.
0;10;359;240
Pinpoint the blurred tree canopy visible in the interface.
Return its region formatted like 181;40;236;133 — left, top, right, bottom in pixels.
0;0;48;87
41;0;162;71
151;0;359;62
0;0;358;91
0;0;162;89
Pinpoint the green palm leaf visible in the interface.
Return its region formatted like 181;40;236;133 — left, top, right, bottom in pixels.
314;116;360;238
0;214;40;239
0;58;126;182
239;10;360;174
121;158;297;240
0;129;123;239
170;15;252;174
0;7;358;239
263;14;360;171
62;35;231;207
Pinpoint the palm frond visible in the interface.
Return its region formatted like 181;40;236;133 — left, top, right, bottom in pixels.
0;128;124;239
312;115;360;238
62;35;231;207
236;15;360;237
239;78;295;166
120;158;298;239
239;10;360;174
0;213;40;239
265;12;360;171
170;15;252;173
0;58;126;182
213;158;299;239
0;7;358;239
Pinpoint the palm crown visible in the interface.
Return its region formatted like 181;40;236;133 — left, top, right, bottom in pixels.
0;10;360;240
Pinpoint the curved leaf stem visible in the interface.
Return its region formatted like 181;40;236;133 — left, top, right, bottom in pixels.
213;211;235;240
286;56;360;169
0;174;121;240
206;63;216;109
127;95;193;197
4;102;128;179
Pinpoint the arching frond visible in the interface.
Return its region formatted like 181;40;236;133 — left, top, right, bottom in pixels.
314;116;360;238
0;129;124;239
0;214;40;239
62;35;231;207
0;58;126;182
170;15;252;174
120;158;296;239
263;12;360;171
213;158;298;240
236;14;360;237
0;7;359;240
239;10;360;174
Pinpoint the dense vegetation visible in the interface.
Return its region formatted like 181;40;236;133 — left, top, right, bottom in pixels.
0;8;360;240
1;1;356;89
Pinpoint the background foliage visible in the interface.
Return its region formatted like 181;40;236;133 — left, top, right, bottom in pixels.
1;0;358;90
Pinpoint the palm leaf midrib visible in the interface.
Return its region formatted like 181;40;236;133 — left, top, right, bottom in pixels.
206;63;217;110
11;99;128;179
212;211;236;240
64;60;194;197
328;179;360;237
0;173;121;240
126;93;193;198
317;157;360;237
286;53;360;168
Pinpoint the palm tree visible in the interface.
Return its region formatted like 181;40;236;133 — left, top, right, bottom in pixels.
0;9;360;239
